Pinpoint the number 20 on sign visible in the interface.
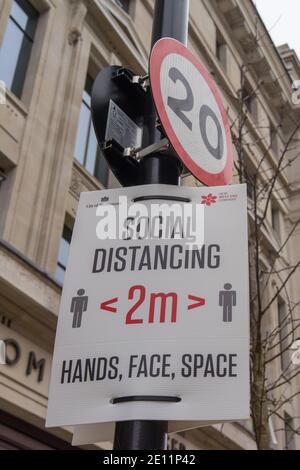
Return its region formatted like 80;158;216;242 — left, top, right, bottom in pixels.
150;38;233;186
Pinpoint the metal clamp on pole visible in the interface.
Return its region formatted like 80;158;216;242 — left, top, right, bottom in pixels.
123;137;170;160
131;74;150;92
111;396;182;404
112;67;148;94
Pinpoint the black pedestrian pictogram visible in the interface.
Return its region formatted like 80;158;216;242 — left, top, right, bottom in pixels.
219;283;236;322
70;289;88;328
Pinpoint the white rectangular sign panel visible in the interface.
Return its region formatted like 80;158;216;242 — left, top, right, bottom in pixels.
46;184;249;428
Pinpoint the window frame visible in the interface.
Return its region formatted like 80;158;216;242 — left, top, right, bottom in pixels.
216;30;227;70
271;202;281;241
269;121;279;156
277;298;290;373
55;225;72;284
0;0;39;99
284;412;296;450
114;0;130;14
74;74;109;187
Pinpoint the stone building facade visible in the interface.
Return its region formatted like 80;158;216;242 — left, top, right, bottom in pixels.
0;0;299;449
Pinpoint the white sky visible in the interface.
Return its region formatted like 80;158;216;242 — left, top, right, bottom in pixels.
254;0;300;58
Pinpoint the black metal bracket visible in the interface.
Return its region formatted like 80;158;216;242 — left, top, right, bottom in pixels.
111;396;181;404
112;67;149;94
101;139;139;187
133;195;191;203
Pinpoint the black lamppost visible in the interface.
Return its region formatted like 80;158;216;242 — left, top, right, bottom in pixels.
113;0;190;451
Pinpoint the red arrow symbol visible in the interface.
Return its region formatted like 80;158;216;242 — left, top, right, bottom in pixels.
188;294;206;310
100;297;118;313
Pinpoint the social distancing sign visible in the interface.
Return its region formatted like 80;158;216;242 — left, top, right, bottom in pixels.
46;184;249;430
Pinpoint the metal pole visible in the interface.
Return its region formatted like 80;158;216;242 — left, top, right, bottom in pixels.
140;0;189;186
113;0;189;451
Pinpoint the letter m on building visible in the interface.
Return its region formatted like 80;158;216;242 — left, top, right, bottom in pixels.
26;351;45;382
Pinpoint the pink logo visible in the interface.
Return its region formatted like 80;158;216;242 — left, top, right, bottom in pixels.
201;194;217;206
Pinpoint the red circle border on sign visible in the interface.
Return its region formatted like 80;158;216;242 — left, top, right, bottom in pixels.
149;38;233;186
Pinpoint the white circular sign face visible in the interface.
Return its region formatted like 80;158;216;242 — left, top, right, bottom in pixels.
150;38;233;186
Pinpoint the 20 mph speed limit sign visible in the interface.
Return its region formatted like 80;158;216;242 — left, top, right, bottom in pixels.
150;38;233;186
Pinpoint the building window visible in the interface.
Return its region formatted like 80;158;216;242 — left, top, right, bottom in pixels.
243;159;255;200
216;31;227;69
114;0;130;13
74;75;109;186
270;122;278;156
241;84;257;120
278;299;290;372
0;0;38;99
0;410;80;450
284;413;296;450
246;180;254;200
241;86;251;112
271;204;280;239
55;226;72;284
